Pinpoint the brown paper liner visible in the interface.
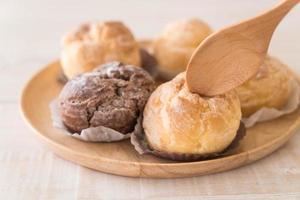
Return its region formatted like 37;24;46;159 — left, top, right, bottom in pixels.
57;67;68;84
140;48;158;78
131;118;246;162
50;100;143;142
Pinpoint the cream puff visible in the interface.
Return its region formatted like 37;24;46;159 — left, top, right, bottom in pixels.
236;56;292;117
140;73;242;159
153;18;212;79
61;21;141;79
58;62;155;134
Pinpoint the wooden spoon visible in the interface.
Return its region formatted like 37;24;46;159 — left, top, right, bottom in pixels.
186;0;299;96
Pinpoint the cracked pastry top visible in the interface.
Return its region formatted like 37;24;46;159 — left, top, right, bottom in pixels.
61;21;141;79
58;62;155;134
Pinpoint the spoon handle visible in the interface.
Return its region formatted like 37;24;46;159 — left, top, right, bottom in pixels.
241;0;300;47
199;0;300;55
260;0;300;28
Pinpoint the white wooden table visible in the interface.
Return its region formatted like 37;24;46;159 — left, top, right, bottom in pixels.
1;0;300;199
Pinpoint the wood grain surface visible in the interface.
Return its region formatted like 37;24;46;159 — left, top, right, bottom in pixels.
1;0;300;199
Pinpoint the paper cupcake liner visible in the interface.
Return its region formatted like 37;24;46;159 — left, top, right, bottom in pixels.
50;100;143;142
131;119;246;162
242;77;300;128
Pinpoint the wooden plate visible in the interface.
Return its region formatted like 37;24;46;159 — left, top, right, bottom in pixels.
20;61;300;178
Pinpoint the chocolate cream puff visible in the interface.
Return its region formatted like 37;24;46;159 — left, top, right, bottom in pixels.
153;18;212;79
133;73;244;160
58;62;155;135
61;21;141;79
236;56;292;117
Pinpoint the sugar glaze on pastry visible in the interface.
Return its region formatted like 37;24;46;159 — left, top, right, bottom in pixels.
143;73;241;155
61;21;140;79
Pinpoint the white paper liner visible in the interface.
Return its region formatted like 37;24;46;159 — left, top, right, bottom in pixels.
49;100;137;142
242;77;300;128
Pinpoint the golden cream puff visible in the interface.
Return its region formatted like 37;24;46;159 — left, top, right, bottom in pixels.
153;18;212;79
61;21;141;79
141;73;242;159
236;56;292;117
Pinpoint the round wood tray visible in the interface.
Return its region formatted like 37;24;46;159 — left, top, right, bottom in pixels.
20;61;300;178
